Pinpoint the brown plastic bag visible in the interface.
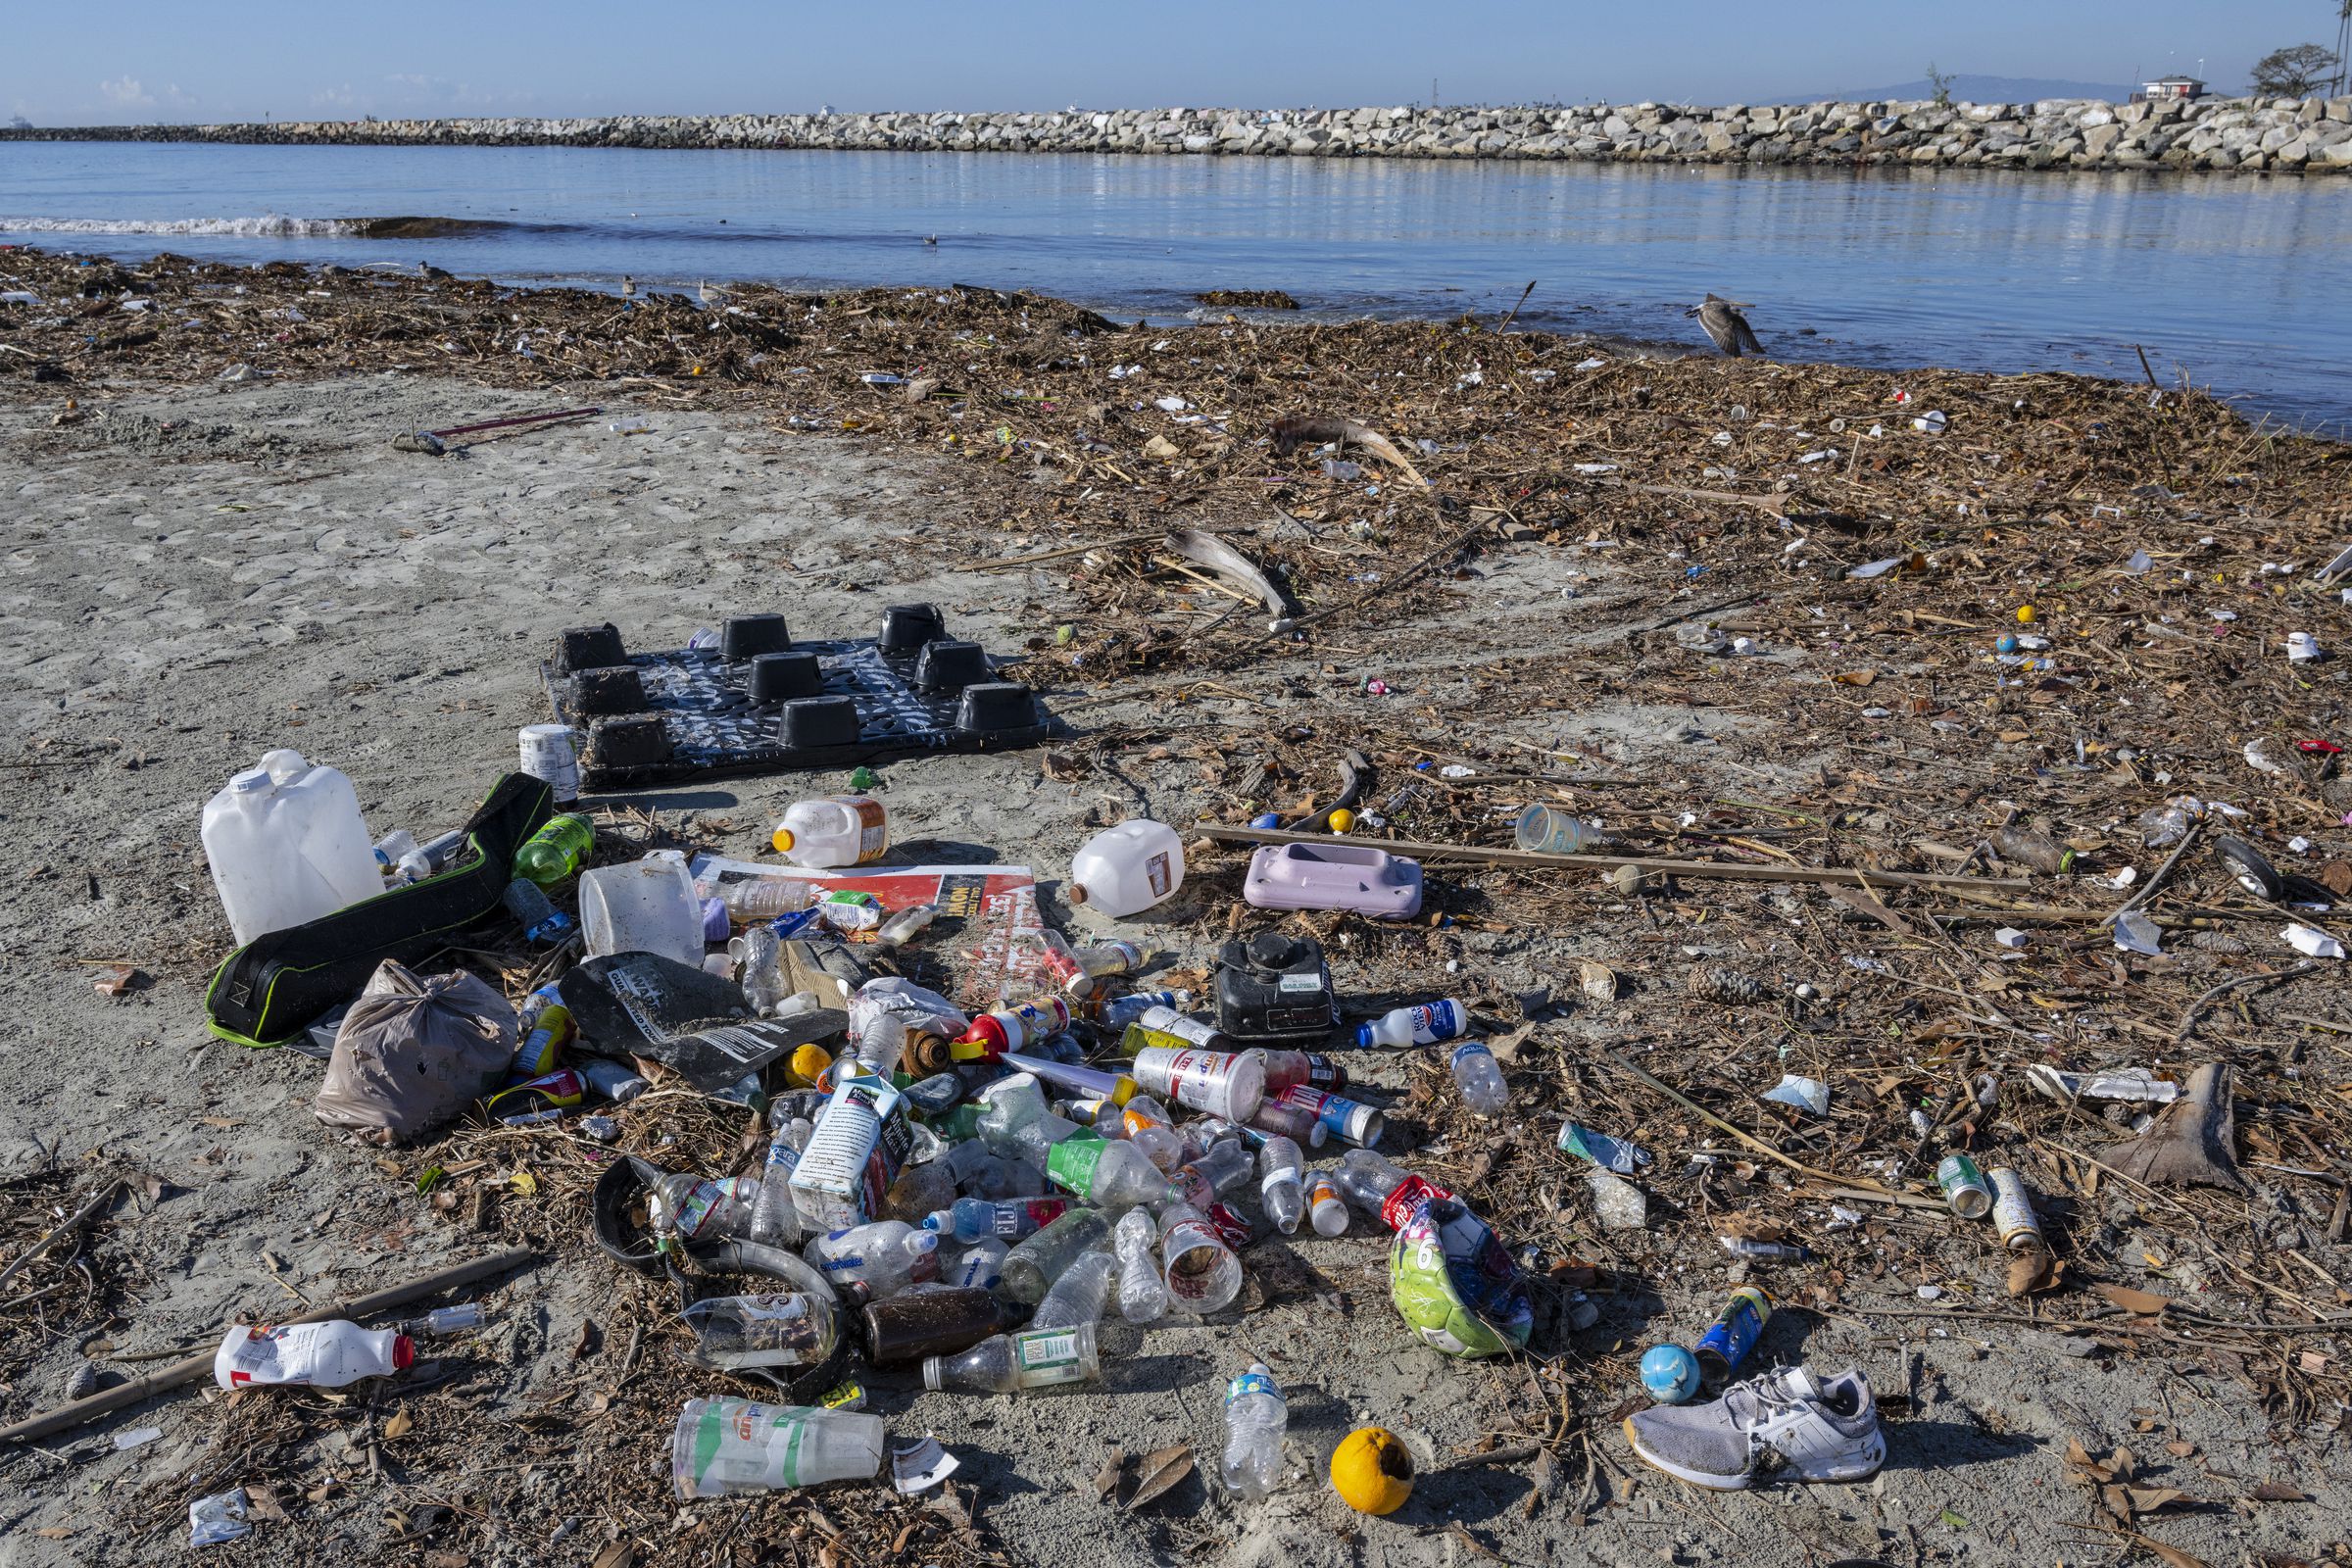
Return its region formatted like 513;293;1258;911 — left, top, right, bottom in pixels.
313;960;515;1144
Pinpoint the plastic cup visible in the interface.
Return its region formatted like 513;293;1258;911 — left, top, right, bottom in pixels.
1513;804;1592;855
580;857;705;964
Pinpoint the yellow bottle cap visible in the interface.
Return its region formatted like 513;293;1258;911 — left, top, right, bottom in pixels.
771;825;797;854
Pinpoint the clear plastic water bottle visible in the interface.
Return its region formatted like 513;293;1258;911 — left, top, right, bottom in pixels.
1356;999;1470;1050
730;924;789;1016
928;1196;1068;1243
1258;1136;1305;1235
749;1108;812;1246
1001;1209;1113;1303
1219;1362;1287;1500
1031;1246;1116;1330
1172;1138;1253;1211
502;877;573;944
371;828;417;873
649;1173;762;1250
1044;1137;1173;1209
949;1237;1007;1290
802;1221;940;1299
1449;1041;1509;1117
1113;1207;1167;1322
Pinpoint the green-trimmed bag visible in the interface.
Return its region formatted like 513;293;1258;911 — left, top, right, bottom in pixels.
204;773;555;1048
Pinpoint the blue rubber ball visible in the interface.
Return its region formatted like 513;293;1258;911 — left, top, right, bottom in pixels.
1640;1343;1700;1404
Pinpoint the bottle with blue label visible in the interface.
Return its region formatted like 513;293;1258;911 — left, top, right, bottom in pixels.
1220;1362;1287;1499
1356;999;1469;1050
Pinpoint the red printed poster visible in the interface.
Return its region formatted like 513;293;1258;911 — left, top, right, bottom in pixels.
691;856;1051;1013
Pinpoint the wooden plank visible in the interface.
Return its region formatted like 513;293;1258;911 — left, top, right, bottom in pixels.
1192;824;2032;894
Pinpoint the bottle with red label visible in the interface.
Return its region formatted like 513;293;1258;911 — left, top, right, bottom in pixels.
1332;1149;1453;1231
215;1320;413;1389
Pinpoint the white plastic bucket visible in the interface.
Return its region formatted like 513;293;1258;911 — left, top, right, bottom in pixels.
579;857;704;964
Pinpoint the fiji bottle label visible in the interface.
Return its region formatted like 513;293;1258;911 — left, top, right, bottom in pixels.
1012;1329;1087;1386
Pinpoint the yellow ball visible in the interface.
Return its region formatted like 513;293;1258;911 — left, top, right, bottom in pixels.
2016;606;2036;625
1327;808;1357;834
1330;1427;1415;1515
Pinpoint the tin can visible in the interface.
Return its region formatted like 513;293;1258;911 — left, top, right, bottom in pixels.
1936;1153;1993;1219
517;723;581;803
1692;1286;1772;1382
1985;1166;2042;1250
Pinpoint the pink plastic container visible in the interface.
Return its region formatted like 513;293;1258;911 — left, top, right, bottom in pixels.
1243;843;1422;920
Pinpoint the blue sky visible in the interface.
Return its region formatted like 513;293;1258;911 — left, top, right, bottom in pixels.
2;0;2334;124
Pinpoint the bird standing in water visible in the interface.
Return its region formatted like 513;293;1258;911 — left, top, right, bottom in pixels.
1688;294;1765;357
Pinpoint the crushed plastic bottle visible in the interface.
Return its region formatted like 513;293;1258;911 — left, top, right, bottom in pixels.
730;924;790;1016
214;1321;412;1389
1002;1209;1113;1303
1588;1169;1648;1231
1220;1362;1286;1500
1113;1206;1168;1322
803;1221;940;1299
1448;1041;1508;1116
749;1107;812;1246
1031;1246;1117;1330
650;1173;762;1250
1171;1138;1254;1210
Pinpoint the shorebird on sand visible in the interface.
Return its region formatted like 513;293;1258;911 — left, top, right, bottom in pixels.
619;274;636;298
416;260;454;283
698;279;729;305
1688;293;1765;357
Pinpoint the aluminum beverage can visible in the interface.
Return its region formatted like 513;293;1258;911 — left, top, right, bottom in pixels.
1986;1166;2042;1250
1692;1286;1771;1382
1935;1153;1993;1219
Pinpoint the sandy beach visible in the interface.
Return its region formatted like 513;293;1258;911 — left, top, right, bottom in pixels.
3;256;2350;1568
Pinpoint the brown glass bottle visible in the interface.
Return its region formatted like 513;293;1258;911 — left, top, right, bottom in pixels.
859;1287;1016;1366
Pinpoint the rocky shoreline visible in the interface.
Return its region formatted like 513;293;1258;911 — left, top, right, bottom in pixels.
8;96;2352;173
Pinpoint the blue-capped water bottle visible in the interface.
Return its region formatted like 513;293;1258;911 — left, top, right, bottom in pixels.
1220;1361;1287;1499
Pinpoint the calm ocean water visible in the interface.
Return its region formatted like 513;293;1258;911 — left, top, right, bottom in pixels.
4;141;2347;432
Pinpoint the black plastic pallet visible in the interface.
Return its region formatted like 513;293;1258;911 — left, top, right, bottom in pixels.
542;604;1059;789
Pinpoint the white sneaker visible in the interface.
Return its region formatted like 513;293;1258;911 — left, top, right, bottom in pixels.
1623;1364;1886;1490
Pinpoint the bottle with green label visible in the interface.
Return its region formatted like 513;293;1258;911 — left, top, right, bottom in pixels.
921;1324;1101;1394
668;1397;884;1497
513;812;595;887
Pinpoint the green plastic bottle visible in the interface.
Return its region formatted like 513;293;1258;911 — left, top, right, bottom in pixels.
513;812;595;887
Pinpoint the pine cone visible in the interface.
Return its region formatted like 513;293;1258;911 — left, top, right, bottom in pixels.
2188;931;2247;954
1688;967;1766;1005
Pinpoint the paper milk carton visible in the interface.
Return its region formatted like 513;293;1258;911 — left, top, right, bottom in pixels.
788;1068;912;1230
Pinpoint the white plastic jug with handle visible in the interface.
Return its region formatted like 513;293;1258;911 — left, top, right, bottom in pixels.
1067;819;1186;917
770;795;888;868
201;749;381;944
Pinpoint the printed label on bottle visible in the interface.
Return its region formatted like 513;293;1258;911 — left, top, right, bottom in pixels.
1012;1329;1085;1385
1144;851;1172;898
1046;1138;1105;1197
1449;1042;1488;1069
1225;1370;1281;1407
1305;1174;1340;1206
1414;1001;1462;1041
1260;1168;1296;1199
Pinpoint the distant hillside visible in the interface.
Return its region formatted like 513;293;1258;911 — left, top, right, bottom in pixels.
1778;74;2138;105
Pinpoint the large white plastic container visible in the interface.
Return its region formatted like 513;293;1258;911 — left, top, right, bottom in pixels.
770;796;887;868
580;856;705;964
201;749;381;944
1067;819;1186;917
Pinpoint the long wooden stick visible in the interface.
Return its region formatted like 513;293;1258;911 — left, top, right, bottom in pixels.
1600;1051;1886;1190
1192;824;2030;894
0;1246;540;1445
